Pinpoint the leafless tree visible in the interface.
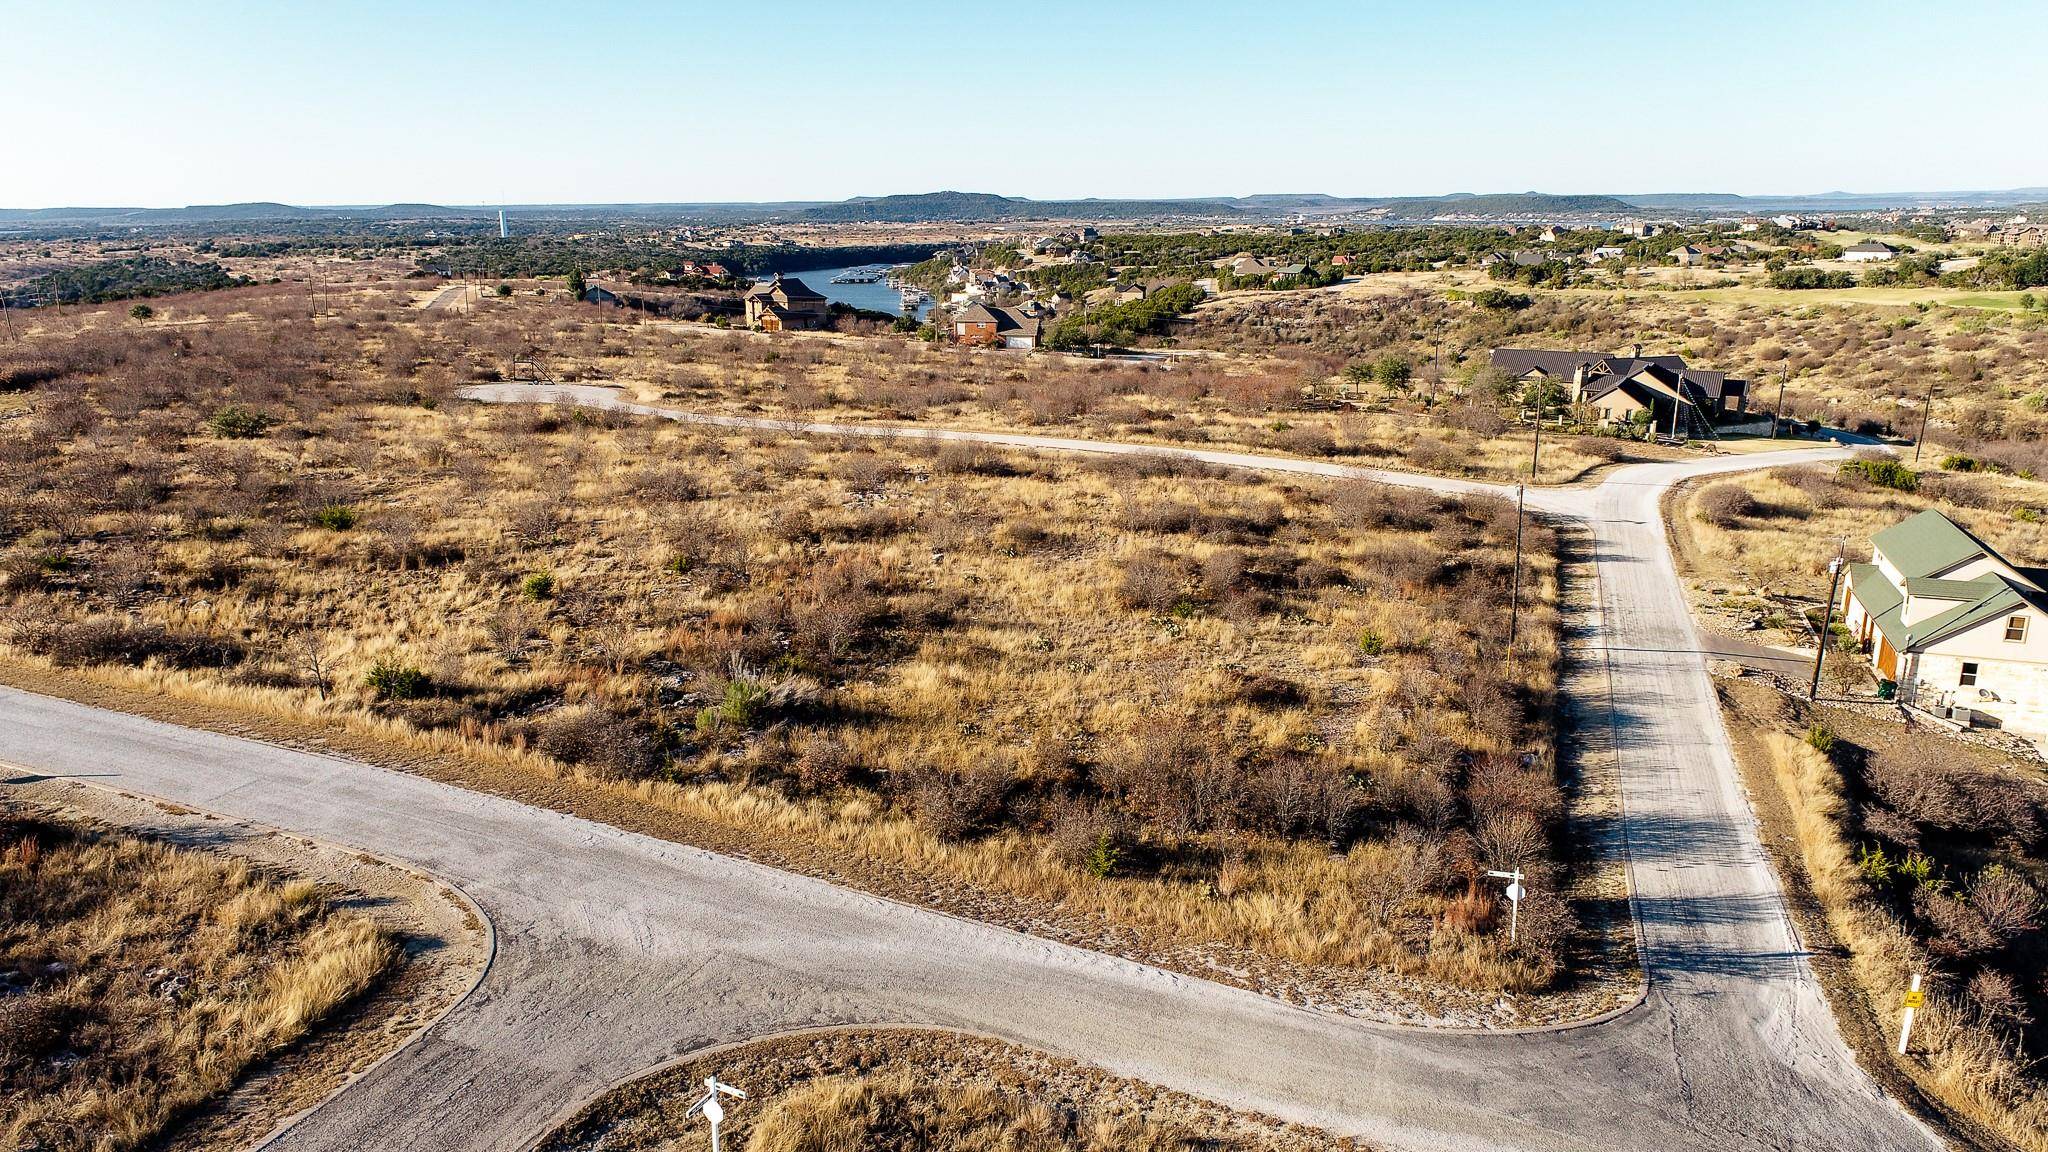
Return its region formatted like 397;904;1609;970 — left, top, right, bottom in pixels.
285;629;338;697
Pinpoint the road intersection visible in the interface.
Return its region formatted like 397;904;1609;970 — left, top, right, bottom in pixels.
0;388;1934;1151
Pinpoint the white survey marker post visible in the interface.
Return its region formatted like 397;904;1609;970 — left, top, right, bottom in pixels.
1486;868;1526;944
686;1075;748;1152
1898;973;1924;1055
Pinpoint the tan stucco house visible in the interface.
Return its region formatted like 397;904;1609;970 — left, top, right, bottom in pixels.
1841;509;2048;734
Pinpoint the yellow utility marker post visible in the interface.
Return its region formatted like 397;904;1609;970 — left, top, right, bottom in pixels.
1898;974;1924;1055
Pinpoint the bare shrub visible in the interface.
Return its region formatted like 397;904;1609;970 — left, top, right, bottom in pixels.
1697;483;1760;527
1967;866;2041;942
1114;554;1185;613
532;707;657;780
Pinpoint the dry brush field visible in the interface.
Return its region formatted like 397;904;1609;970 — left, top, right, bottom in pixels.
1202;279;2048;458
0;281;1591;1021
0;807;393;1152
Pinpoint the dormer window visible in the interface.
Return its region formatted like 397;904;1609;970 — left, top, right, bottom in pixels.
2006;615;2029;642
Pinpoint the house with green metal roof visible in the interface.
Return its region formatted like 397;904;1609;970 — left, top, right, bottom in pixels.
1840;509;2048;735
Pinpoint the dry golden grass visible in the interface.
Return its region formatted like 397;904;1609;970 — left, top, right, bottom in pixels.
0;280;1576;1006
745;1072;1196;1152
0;810;394;1152
1758;730;2048;1150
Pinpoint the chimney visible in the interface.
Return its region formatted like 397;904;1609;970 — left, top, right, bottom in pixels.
1571;363;1586;400
1631;342;1642;359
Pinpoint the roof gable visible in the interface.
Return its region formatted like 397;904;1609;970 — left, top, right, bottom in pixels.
1872;510;1992;581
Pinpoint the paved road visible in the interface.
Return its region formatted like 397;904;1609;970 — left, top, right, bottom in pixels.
0;390;1937;1152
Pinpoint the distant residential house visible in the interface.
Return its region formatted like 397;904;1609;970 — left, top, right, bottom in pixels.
1671;245;1706;266
1586;246;1628;264
952;303;1042;350
1841;240;1898;263
1329;254;1355;267
1618;220;1661;239
1490;346;1748;436
1841;509;2048;736
743;274;830;331
1771;214;1805;230
1538;226;1563;243
581;285;622;306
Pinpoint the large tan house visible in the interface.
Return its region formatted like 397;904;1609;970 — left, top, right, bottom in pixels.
1490;347;1749;437
951;303;1042;349
1842;509;2048;735
744;274;830;331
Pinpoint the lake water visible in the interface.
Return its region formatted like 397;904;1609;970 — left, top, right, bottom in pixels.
774;265;933;321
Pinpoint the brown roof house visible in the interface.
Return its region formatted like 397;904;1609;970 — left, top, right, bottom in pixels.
952;303;1043;349
1841;509;2048;737
1490;347;1748;438
744;274;830;331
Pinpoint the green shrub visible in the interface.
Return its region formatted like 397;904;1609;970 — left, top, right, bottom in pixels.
1858;843;1893;885
311;503;358;530
1357;630;1388;657
1838;458;1918;493
1468;287;1532;311
1941;453;1979;472
129;303;154;320
521;571;556;600
495;283;512;297
1084;833;1122;879
694;679;767;735
1804;723;1837;754
208;405;272;439
365;660;430;701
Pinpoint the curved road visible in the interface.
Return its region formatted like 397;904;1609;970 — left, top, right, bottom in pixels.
0;387;1936;1152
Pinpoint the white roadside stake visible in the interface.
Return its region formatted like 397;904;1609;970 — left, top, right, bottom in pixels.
1898;973;1924;1055
686;1075;748;1152
1486;868;1526;944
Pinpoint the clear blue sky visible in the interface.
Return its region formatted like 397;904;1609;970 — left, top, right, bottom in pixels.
6;0;2044;208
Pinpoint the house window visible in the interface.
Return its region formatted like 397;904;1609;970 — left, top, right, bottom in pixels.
2005;615;2028;642
1960;662;1979;687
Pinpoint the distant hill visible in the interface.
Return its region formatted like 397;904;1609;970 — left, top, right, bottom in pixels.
1618;188;2048;212
799;191;1240;223
0;201;492;227
1366;192;1636;217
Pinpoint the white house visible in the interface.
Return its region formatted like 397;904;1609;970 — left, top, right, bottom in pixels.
1841;509;2048;735
1841;240;1898;262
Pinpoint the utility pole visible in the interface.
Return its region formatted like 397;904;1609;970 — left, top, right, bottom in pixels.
1810;555;1845;700
1432;314;1446;408
1772;372;1788;439
1914;382;1937;464
1529;386;1543;479
1507;483;1525;670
